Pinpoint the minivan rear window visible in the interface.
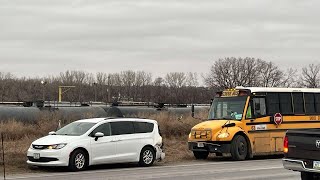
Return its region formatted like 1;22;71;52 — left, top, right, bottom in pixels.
133;122;154;133
110;121;154;135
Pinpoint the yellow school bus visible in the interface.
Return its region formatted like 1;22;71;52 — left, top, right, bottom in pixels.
188;87;320;160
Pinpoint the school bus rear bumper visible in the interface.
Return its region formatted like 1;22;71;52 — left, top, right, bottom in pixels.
188;142;231;153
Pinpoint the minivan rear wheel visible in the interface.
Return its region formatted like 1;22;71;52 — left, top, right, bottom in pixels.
139;147;155;167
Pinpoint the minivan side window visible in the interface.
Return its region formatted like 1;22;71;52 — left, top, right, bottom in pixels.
110;121;134;135
133;122;154;133
90;123;111;136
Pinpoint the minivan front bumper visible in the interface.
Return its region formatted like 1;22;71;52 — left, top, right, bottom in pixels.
27;148;69;167
155;145;165;161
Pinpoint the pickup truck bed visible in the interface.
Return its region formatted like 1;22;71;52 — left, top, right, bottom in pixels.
283;129;320;180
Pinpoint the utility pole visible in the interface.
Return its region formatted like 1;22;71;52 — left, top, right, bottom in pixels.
41;80;47;101
93;83;97;102
58;86;76;102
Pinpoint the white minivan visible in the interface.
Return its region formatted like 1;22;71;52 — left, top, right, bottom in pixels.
27;118;165;171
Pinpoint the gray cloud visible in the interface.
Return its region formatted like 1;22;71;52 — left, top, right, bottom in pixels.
0;0;320;78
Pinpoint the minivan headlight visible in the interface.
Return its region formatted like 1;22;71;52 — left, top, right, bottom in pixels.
47;143;67;150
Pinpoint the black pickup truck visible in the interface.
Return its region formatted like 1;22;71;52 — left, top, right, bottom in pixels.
283;129;320;180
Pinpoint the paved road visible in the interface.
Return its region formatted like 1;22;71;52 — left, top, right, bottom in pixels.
7;158;300;180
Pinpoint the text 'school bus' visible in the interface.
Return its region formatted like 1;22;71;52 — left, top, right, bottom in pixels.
188;87;320;160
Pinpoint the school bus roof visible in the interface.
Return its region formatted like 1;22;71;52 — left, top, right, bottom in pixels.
235;86;320;93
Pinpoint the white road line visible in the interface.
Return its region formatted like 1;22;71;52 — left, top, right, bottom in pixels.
7;159;283;179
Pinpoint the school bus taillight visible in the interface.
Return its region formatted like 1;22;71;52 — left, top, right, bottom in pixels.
284;136;288;153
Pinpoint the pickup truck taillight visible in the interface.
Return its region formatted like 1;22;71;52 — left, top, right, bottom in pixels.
284;136;288;153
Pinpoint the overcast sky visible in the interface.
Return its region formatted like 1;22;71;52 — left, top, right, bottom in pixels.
1;0;320;79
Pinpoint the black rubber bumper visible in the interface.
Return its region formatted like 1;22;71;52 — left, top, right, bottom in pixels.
188;142;231;153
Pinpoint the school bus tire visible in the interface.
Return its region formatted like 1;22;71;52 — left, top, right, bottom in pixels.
193;151;209;160
230;135;248;161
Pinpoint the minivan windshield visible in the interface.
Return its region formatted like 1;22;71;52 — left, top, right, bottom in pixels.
208;96;247;120
55;122;96;136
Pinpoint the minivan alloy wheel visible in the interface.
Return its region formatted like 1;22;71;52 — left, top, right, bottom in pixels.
143;150;154;164
69;149;88;171
139;147;155;167
75;153;85;169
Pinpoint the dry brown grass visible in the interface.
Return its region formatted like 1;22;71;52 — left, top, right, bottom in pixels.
0;111;207;174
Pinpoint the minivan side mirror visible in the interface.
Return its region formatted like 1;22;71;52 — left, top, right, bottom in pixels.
48;131;56;135
94;132;104;141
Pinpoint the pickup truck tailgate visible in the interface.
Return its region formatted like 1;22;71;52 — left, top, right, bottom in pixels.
286;129;320;160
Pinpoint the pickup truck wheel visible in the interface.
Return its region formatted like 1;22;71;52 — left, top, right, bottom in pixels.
193;151;209;159
301;172;315;180
231;135;247;161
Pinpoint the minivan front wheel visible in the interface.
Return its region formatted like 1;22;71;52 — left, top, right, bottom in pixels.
139;147;155;167
69;149;88;171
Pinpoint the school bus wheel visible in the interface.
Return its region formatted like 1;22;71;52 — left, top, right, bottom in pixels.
193;151;209;160
230;135;248;161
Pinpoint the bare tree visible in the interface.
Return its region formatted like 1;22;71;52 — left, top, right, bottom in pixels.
165;72;187;103
204;57;259;88
0;72;15;102
186;72;199;87
204;57;285;88
165;72;187;88
258;61;283;87
300;63;320;88
135;71;152;101
120;70;136;100
279;68;298;87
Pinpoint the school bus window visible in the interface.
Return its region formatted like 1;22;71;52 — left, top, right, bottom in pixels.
279;93;293;115
293;93;304;114
246;104;252;119
266;93;280;115
208;96;247;120
253;97;266;117
315;94;320;113
305;93;316;114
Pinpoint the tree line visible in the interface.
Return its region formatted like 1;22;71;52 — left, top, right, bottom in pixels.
0;57;319;104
